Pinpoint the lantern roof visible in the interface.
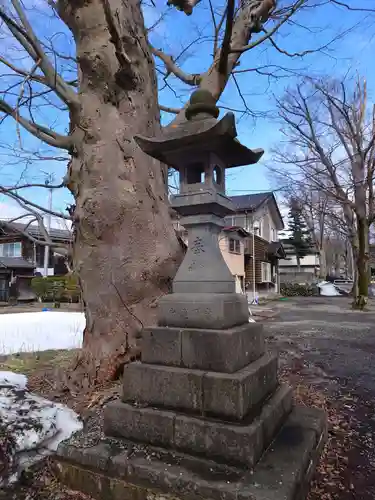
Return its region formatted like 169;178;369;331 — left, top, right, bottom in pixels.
134;89;264;170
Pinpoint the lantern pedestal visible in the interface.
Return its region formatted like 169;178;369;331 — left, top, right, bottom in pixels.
56;344;326;500
56;318;326;500
157;293;249;329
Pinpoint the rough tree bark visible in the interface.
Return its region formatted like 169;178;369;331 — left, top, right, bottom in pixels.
57;0;183;389
356;216;369;309
318;248;326;279
296;255;301;273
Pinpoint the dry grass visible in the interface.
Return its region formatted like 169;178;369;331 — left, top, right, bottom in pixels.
0;303;83;314
0;350;79;378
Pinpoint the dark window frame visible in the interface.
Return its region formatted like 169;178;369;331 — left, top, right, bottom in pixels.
229;238;241;254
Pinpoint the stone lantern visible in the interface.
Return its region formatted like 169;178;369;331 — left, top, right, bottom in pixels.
135;89;264;328
56;90;327;500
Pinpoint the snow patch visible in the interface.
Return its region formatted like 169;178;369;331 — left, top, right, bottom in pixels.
0;372;27;390
317;281;341;297
0;372;82;486
0;312;85;354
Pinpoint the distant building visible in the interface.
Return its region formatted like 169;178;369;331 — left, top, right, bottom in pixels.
219;226;249;293
278;239;319;283
227;192;285;295
0;221;72;302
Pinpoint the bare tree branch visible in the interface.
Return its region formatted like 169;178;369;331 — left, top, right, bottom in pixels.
159;104;180;114
151;45;202;85
0;1;78;108
331;1;375;12
273;76;375;303
0;97;72;149
230;0;305;54
218;0;234;75
0;187;72;220
169;0;277;126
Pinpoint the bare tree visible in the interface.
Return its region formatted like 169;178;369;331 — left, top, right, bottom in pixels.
0;0;374;389
274;77;375;308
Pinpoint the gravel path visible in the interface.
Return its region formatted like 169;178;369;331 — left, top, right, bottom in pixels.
266;297;375;499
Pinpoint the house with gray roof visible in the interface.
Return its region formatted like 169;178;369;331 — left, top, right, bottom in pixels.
225;192;285;295
0;221;72;302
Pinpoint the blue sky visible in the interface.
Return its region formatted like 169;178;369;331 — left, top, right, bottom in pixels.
0;0;374;221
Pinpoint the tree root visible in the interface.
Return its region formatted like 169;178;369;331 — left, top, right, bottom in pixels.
53;344;141;394
352;295;368;311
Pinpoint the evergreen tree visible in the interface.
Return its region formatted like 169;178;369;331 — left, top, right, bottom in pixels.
287;201;312;271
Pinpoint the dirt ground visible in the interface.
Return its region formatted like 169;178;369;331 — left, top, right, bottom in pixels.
1;296;374;499
268;296;375;500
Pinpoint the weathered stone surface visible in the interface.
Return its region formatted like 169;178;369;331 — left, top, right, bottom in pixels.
203;352;278;419
104;402;175;448
55;405;327;500
182;322;264;372
238;407;328;500
174;384;292;467
142;327;182;366
105;384;292;467
173;413;263;468
142;323;265;373
157;292;249;330
122;362;204;412
172;213;236;295
122;353;277;419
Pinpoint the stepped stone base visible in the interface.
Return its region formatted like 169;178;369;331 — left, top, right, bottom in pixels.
55;405;327;500
121;352;278;420
54;319;326;499
105;384;292;468
141;323;264;373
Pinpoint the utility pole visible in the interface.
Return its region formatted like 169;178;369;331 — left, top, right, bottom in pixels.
43;173;54;277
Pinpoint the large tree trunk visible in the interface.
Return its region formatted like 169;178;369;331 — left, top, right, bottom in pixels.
353;217;369;310
296;255;301;273
58;0;182;390
318;247;326;279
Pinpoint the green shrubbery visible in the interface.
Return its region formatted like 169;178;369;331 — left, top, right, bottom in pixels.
280;282;317;297
31;275;81;303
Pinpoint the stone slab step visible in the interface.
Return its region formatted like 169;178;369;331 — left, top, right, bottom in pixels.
142;322;264;373
106;383;292;468
122;351;278;420
55;405;327;500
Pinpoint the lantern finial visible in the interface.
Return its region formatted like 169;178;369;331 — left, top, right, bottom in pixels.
185;89;219;120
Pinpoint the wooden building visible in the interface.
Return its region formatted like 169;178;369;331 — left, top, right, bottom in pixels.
0;221;71;302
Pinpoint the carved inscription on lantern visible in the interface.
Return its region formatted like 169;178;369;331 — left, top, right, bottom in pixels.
191;236;205;254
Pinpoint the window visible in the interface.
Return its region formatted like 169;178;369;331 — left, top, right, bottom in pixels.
254;219;263;238
261;262;271;282
229;238;241;254
271;228;277;241
0;242;22;258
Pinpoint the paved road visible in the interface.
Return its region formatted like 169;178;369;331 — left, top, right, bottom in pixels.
267;297;375;397
265;297;375;499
